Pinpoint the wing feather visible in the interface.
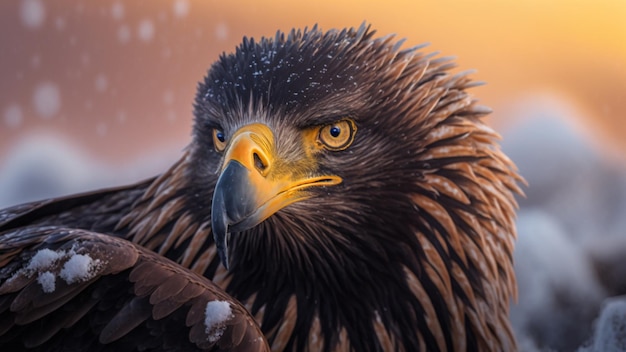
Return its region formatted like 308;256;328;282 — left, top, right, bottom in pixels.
0;226;269;351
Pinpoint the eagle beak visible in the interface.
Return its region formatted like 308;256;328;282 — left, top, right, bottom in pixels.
211;123;341;269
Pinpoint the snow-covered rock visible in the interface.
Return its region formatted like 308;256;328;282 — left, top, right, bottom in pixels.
580;296;626;352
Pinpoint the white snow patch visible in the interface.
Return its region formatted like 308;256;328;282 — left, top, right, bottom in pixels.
7;244;106;293
137;19;155;42
37;271;56;293
117;25;131;43
33;82;61;119
20;0;45;29
27;248;66;271
59;253;100;284
95;74;108;92
111;2;124;20
173;0;190;18
204;300;233;342
4;104;23;128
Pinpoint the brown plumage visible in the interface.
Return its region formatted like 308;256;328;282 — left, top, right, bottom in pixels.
0;24;523;351
0;227;268;351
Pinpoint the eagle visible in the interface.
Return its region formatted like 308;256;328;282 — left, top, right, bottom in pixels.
0;24;523;351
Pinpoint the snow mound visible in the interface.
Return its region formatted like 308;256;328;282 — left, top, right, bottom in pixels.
36;271;56;293
0;132;179;208
7;246;104;293
204;300;233;343
511;209;605;351
27;248;66;271
580;296;626;352
59;253;101;284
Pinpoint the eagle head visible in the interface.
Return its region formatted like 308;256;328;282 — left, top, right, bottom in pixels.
190;24;522;351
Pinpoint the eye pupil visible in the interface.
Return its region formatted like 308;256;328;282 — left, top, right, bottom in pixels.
329;126;341;137
216;131;225;142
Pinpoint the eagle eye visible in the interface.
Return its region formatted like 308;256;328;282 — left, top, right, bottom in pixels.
212;128;227;151
318;119;357;151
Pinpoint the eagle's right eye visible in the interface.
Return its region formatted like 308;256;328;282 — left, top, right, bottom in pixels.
212;129;227;151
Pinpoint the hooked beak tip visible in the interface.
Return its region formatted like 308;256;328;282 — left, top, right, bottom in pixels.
211;178;233;270
218;240;230;270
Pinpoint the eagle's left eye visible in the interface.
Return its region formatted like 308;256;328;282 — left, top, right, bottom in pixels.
318;119;357;151
212;128;227;151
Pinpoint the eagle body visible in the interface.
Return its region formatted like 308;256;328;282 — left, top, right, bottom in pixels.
0;24;522;351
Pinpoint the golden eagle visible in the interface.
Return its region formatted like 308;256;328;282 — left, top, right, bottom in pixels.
0;24;523;351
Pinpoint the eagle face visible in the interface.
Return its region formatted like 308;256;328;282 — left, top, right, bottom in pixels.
193;26;419;268
190;24;521;350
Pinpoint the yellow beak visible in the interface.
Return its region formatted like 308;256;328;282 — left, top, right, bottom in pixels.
211;123;341;268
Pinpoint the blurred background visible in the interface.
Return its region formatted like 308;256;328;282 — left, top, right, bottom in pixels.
1;0;625;350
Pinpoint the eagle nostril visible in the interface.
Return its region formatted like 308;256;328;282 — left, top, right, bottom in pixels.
253;152;267;173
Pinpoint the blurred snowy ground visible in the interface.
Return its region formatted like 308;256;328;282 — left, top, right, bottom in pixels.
501;97;626;351
0;133;180;208
2;95;626;351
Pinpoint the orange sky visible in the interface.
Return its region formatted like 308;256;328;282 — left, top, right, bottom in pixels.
1;0;625;165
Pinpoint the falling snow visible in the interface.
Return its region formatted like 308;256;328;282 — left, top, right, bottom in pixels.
163;90;174;105
20;0;45;29
111;2;124;20
96;122;108;136
161;47;172;59
173;0;190;18
204;300;233;342
4;105;23;129
33;82;61;119
95;74;108;92
54;16;66;30
81;53;91;66
215;23;228;41
137;19;155;42
31;55;41;68
117;25;131;43
117;111;127;123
